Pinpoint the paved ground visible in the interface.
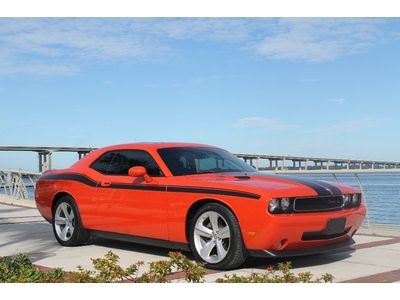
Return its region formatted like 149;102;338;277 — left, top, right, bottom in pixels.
1;201;400;283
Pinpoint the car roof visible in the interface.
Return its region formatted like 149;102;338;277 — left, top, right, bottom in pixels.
97;142;218;152
71;142;222;170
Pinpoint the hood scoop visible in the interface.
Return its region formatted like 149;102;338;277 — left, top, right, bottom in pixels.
234;175;251;180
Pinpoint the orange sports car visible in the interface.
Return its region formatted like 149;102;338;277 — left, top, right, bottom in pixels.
35;143;367;270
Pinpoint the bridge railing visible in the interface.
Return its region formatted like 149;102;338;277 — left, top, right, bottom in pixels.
0;169;40;201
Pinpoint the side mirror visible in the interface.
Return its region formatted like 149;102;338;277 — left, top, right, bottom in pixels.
128;166;153;183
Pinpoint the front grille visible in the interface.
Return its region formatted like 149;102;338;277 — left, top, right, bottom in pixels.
294;196;344;212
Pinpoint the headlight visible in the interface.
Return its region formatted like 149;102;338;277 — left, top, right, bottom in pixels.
343;193;362;208
268;198;293;214
281;198;291;211
269;199;280;213
343;195;352;206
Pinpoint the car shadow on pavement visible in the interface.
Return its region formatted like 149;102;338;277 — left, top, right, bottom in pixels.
0;221;62;262
87;235;355;271
88;236;192;259
242;248;355;270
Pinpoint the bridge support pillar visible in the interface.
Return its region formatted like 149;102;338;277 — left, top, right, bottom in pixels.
78;151;90;160
255;157;260;171
38;151;52;172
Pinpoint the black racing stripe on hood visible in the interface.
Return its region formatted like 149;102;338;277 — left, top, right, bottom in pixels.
315;180;343;196
256;173;336;196
279;176;334;196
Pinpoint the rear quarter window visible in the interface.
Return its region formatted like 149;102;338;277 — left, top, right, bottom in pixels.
90;150;164;177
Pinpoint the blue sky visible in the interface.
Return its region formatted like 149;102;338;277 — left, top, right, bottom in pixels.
0;18;400;170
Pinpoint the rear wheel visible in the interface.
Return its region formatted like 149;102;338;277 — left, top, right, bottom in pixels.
189;203;247;270
52;196;88;246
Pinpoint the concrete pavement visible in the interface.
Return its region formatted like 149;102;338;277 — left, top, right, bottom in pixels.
0;201;399;282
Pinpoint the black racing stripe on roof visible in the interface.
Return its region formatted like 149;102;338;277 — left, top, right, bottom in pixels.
39;173;261;200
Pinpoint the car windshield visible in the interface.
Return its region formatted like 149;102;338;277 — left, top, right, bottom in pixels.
157;147;255;176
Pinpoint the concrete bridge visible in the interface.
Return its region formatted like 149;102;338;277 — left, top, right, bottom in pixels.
236;153;400;172
0;145;95;172
1;145;399;173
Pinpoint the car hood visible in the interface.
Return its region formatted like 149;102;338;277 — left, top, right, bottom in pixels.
177;172;358;199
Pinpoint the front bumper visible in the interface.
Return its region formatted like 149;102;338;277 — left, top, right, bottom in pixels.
241;204;366;253
248;238;355;258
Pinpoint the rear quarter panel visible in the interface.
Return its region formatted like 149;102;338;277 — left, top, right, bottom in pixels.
35;175;97;227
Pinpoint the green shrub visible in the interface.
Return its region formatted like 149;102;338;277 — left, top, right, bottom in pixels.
215;262;334;283
0;253;64;283
71;251;205;283
138;252;206;283
0;252;333;283
71;251;143;283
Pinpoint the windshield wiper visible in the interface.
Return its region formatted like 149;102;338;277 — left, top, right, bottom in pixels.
197;171;217;174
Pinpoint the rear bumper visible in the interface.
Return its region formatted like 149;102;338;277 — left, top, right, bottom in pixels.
248;238;355;258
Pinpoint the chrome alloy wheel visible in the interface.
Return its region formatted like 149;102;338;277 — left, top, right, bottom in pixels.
54;202;75;242
193;211;231;264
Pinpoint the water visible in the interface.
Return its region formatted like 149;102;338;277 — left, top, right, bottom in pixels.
10;173;400;226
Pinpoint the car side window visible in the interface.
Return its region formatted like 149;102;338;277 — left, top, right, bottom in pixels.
91;150;164;177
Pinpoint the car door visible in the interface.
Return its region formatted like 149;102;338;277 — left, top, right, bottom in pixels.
90;149;169;240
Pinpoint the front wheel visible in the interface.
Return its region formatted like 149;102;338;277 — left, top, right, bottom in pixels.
52;196;88;246
189;203;247;270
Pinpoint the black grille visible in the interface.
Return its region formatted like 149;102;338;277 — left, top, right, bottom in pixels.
294;196;344;212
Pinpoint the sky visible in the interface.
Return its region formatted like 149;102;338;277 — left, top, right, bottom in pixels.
0;18;400;171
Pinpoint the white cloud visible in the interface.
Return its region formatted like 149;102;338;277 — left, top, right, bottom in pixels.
254;18;386;62
0;19;153;60
0;18;394;75
235;115;387;135
0;63;78;76
129;18;264;42
312;116;386;134
0;18;160;75
235;117;292;130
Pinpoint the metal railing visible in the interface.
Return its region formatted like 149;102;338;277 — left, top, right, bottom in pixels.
0;169;40;200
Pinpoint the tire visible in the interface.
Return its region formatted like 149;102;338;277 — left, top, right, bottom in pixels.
189;203;247;270
52;195;89;246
